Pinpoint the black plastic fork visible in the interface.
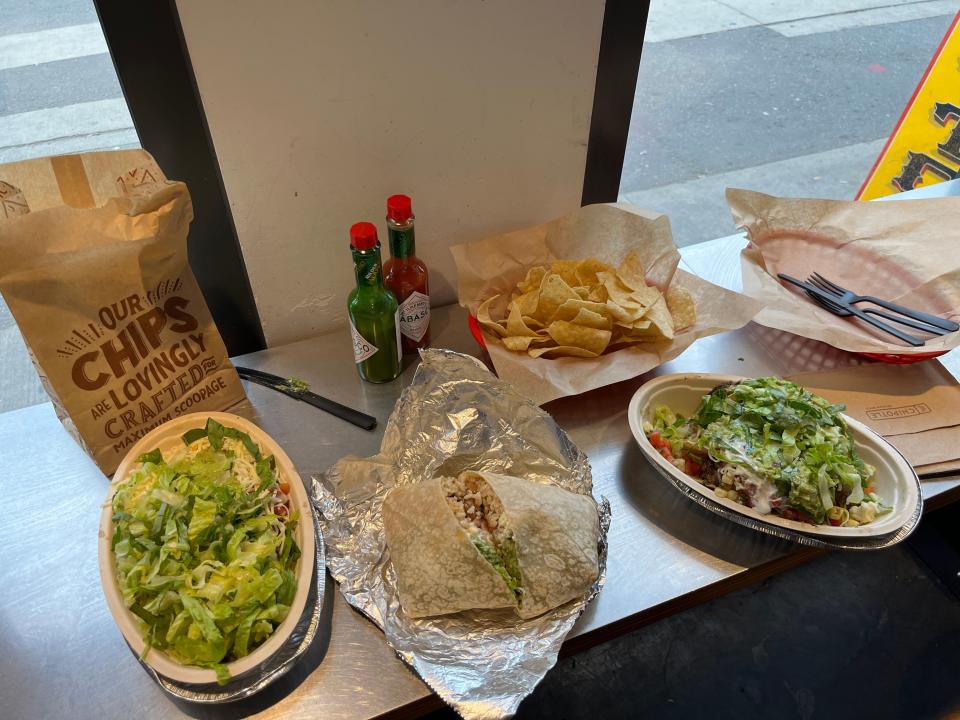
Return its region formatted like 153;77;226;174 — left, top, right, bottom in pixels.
806;275;950;336
808;272;959;333
778;273;925;346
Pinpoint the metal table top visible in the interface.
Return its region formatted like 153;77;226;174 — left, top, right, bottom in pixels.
1;237;957;720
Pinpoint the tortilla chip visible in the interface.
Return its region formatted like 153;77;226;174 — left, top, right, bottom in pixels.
629;284;663;308
506;302;542;337
512;290;540;317
569;307;613;330
535;273;581;322
604;299;644;325
547;320;611;355
503;335;551;352
587;285;609;303
574;258;614;287
549;260;581;288
608;332;653;347
598;271;643;311
666;284;697;330
550;299;610;323
641;295;675;340
529;345;601;358
477;295;507;337
480;250;688;359
518;266;548;294
616;250;647;290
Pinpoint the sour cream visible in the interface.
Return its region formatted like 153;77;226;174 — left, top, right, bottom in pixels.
720;464;779;515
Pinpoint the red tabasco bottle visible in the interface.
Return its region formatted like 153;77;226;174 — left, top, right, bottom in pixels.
383;194;430;353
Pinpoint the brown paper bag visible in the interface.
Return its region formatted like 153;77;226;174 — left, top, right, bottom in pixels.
451;203;762;405
0;150;246;474
729;188;960;356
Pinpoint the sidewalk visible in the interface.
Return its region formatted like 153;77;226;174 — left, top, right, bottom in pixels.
621;0;956;246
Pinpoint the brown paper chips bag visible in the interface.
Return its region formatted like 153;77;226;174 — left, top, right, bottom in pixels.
0;150;246;474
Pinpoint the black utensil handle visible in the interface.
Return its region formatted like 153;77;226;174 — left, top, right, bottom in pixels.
236;366;287;383
779;274;925;347
299;392;377;430
862;296;959;333
850;308;925;347
863;308;948;336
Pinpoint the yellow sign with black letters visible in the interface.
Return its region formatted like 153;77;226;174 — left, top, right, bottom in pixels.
858;12;960;200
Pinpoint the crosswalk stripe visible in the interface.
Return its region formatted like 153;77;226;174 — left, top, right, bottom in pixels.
0;98;134;153
0;23;107;72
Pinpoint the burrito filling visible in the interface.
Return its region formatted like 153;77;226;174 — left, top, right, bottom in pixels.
442;474;523;600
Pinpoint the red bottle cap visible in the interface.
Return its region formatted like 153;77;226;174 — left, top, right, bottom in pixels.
349;221;379;250
386;194;413;223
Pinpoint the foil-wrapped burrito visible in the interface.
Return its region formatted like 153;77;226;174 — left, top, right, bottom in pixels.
384;471;600;619
314;349;610;720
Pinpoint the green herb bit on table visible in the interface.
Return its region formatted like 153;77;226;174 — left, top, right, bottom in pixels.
281;377;310;393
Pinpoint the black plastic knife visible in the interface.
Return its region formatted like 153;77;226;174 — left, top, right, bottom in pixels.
235;366;377;430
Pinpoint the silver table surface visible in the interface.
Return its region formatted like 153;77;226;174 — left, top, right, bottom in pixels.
2;232;959;720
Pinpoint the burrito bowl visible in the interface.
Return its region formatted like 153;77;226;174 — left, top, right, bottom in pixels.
628;375;920;539
98;412;315;685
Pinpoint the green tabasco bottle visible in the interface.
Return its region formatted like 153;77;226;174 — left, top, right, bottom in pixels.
347;222;401;383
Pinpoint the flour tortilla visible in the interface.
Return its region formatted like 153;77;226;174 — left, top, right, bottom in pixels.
382;471;600;619
477;472;600;619
383;478;516;618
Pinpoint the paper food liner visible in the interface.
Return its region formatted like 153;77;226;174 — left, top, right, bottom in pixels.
729;188;960;355
450;203;762;405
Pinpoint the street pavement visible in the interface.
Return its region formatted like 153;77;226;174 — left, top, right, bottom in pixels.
0;0;956;413
622;0;957;246
0;1;136;164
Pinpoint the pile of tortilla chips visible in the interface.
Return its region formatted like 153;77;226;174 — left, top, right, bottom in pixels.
476;251;696;358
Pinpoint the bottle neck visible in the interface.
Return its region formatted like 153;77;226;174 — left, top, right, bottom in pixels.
353;245;384;288
387;219;416;259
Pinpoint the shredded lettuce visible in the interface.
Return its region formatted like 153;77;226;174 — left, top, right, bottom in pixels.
112;418;300;684
651;378;876;524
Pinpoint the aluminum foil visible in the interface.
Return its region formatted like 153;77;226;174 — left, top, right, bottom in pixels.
312;349;611;719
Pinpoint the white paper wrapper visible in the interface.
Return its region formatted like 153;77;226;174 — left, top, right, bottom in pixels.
450;203;763;405
313;350;610;719
729;188;960;356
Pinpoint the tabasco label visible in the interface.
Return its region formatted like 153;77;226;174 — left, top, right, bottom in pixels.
351;321;378;363
858;12;960;199
398;291;430;342
394;310;402;363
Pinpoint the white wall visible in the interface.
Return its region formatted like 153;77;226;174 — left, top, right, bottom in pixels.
176;0;605;345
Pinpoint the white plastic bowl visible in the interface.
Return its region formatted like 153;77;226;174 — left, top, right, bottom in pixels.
98;411;316;684
627;374;920;538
